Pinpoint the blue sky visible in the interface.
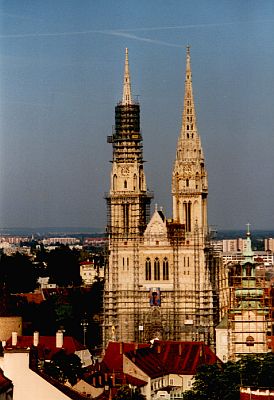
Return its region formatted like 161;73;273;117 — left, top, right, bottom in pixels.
0;0;274;230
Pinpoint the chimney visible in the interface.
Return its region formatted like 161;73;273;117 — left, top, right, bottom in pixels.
56;330;63;348
33;331;39;347
11;331;17;346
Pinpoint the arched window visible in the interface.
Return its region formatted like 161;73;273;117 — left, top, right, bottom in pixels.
163;258;169;280
124;180;127;189
154;258;160;280
133;174;137;190
186;179;189;187
113;174;117;190
145;258;151;280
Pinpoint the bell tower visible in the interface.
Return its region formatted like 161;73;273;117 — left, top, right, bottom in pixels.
106;48;152;238
104;49;152;345
172;46;208;235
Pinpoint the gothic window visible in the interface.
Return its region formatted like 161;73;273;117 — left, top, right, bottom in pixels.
145;258;151;280
186;179;189;187
163;258;169;280
123;204;129;234
187;125;189;130
133;174;137;190
245;263;252;277
113;174;117;190
154;258;160;280
124;180;127;189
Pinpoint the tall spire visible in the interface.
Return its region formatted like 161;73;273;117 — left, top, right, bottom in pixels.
122;48;132;105
172;46;208;230
181;45;198;139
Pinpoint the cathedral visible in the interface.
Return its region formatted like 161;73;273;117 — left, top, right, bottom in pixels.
104;47;222;347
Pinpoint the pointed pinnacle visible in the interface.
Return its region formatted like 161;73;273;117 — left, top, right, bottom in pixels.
122;48;132;105
186;45;191;74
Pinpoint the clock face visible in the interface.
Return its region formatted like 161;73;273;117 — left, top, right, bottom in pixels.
121;166;130;175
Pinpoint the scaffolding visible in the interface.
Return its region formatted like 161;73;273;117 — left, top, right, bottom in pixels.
227;262;272;360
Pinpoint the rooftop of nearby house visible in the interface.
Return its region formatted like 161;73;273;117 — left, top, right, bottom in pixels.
5;334;86;360
125;340;220;379
101;341;150;372
0;368;13;394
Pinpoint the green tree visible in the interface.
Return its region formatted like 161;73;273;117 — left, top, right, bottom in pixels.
183;362;240;400
0;252;37;293
47;245;82;287
44;350;82;386
113;385;146;400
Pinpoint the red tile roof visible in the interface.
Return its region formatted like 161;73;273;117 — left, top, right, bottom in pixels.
5;335;85;360
16;292;44;304
0;369;13;394
125;340;219;378
102;342;150;372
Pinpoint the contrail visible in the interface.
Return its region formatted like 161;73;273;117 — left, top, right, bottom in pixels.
0;19;272;44
116;19;274;32
0;28;183;48
100;30;184;48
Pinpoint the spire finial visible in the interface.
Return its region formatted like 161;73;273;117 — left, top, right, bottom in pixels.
186;45;191;72
122;48;132;105
186;45;190;56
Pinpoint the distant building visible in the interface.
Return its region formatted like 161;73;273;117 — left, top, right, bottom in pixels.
265;238;274;252
80;261;103;285
41;237;80;246
222;239;248;253
240;387;274;399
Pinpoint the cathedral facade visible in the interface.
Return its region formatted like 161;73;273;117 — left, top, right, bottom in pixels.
104;48;221;347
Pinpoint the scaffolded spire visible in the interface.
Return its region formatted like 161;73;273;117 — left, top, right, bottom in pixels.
122;48;132;105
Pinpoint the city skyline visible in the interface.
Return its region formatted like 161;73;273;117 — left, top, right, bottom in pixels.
1;1;274;230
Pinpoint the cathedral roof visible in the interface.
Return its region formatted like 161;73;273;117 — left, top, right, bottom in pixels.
144;207;167;237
